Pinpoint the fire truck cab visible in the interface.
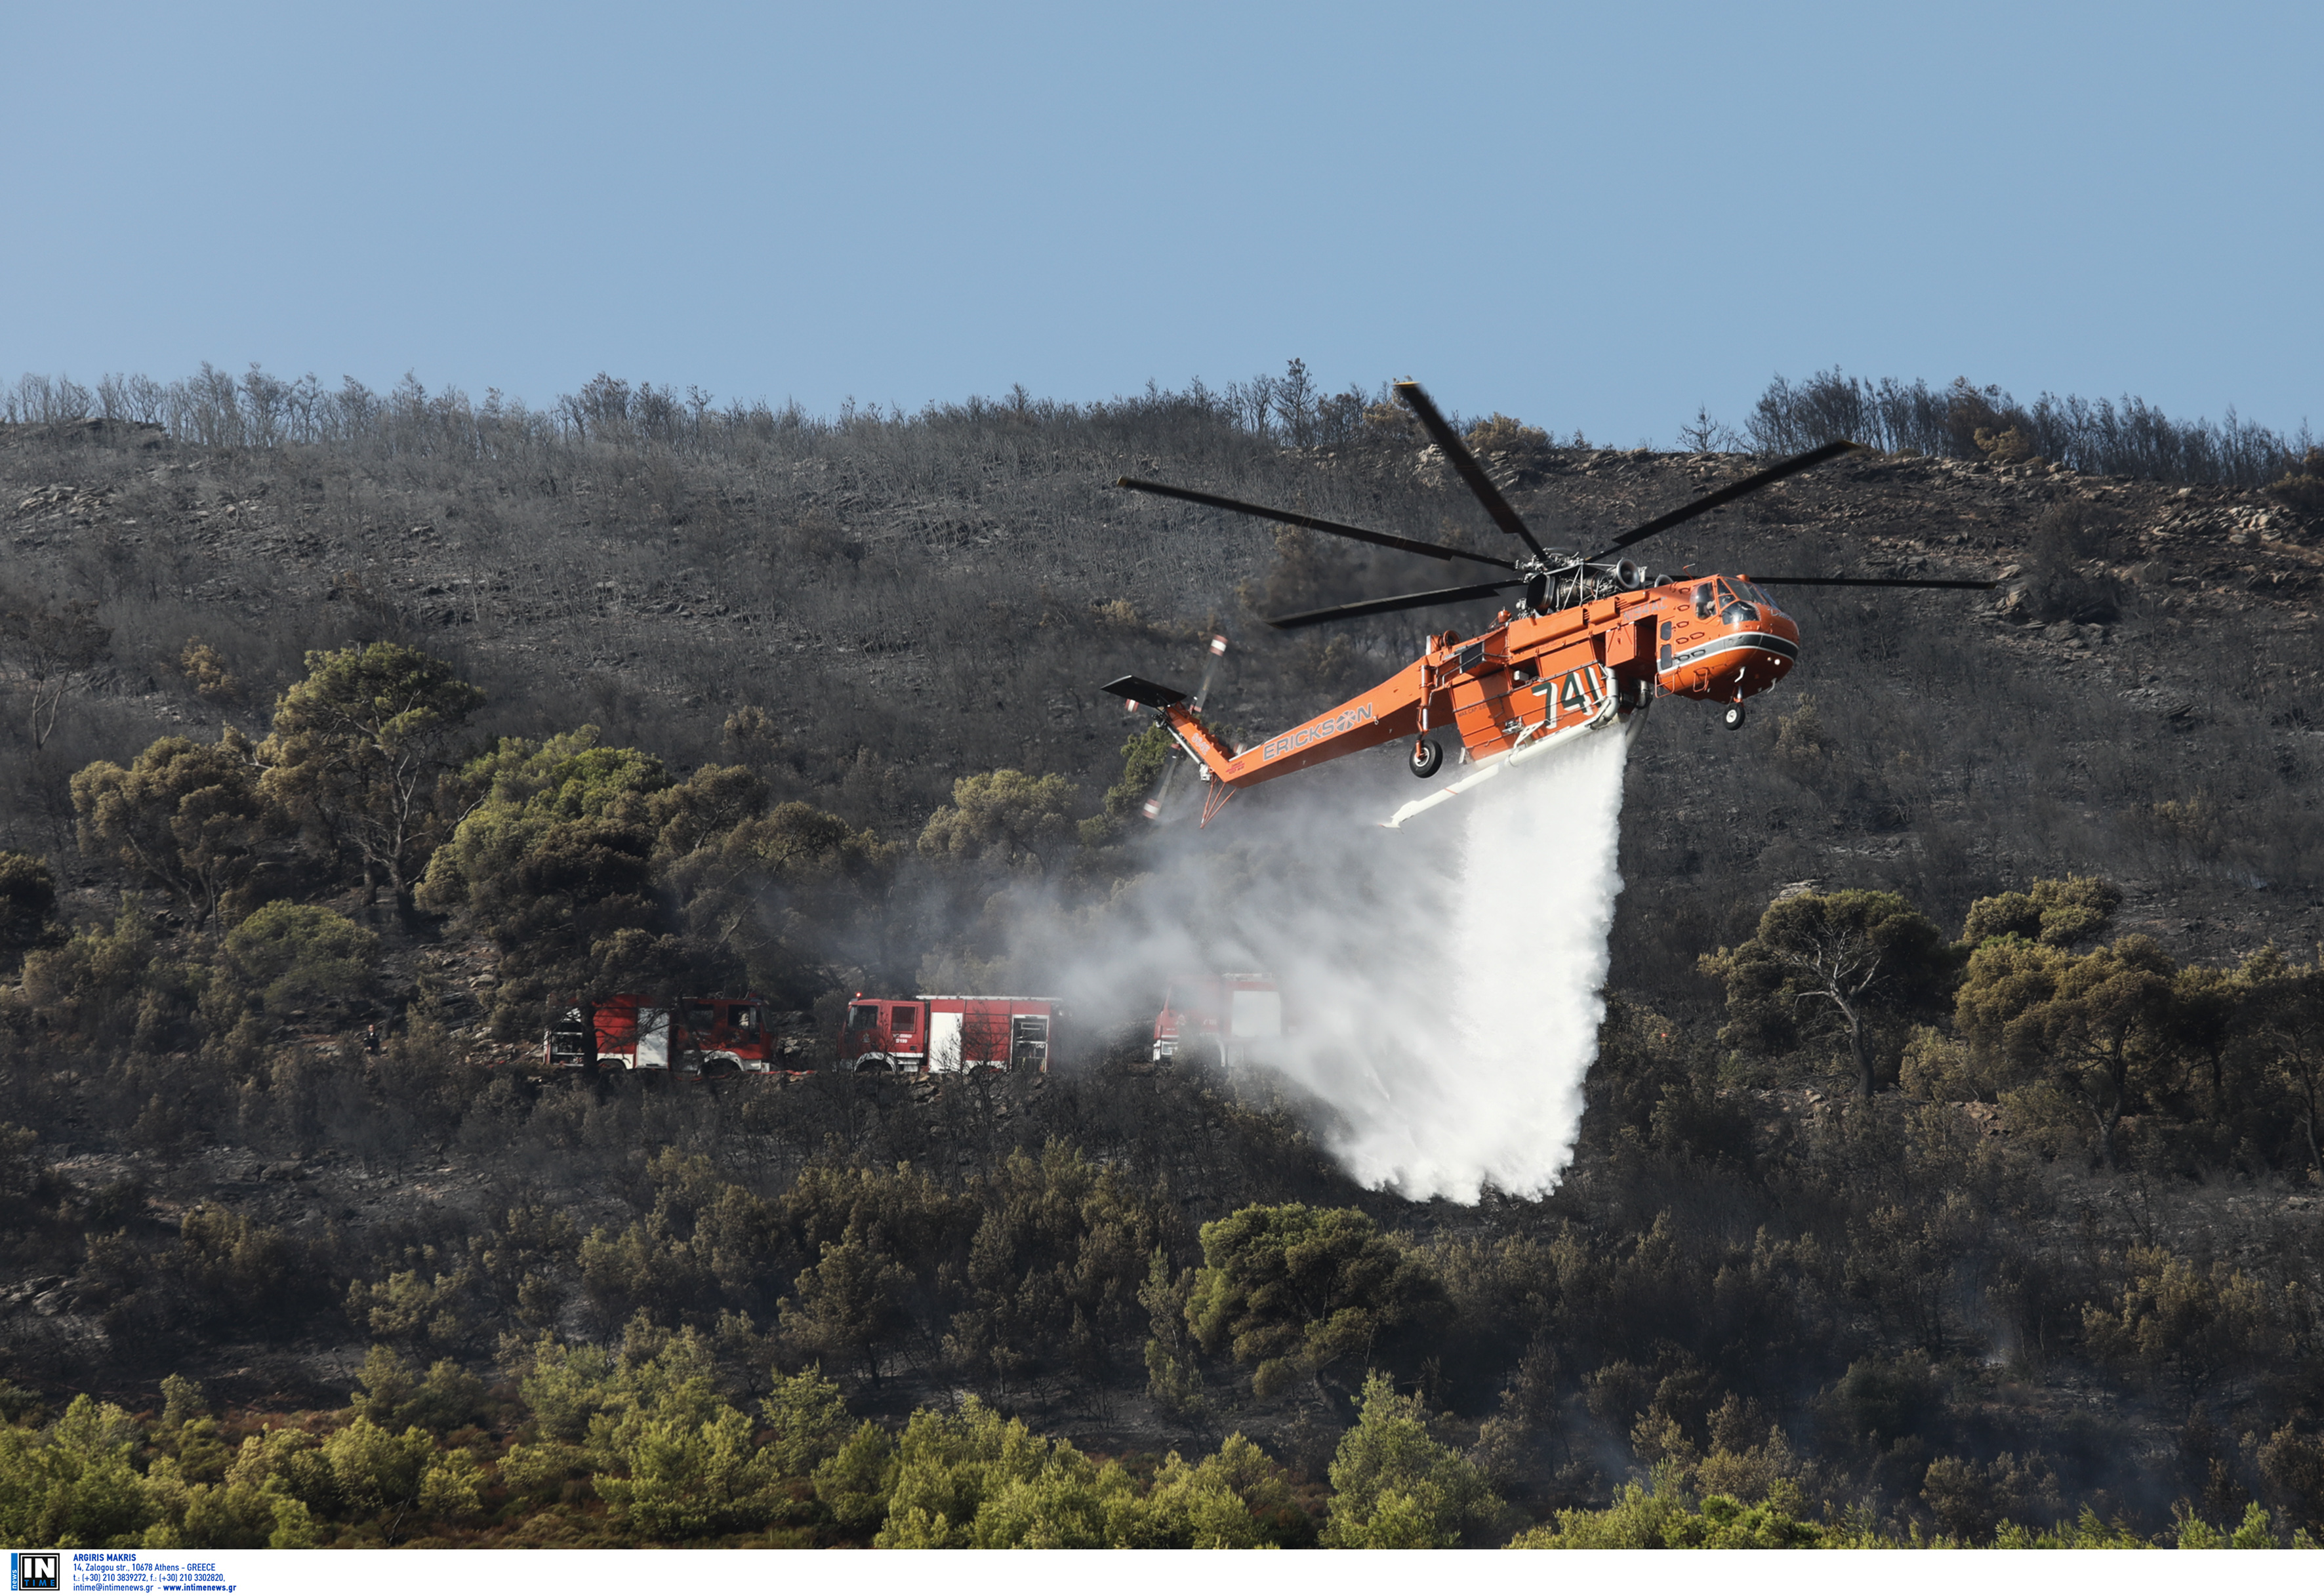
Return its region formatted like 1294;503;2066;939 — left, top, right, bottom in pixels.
1152;973;1282;1065
839;994;1062;1074
546;993;781;1075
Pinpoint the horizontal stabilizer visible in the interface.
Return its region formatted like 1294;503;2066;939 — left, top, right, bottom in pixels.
1101;674;1188;706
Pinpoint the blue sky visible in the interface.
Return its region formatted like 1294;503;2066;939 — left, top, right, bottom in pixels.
5;1;2317;444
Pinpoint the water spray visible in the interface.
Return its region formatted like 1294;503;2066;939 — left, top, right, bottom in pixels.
1263;723;1636;1202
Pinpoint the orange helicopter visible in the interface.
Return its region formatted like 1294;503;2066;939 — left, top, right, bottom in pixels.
1102;380;1993;828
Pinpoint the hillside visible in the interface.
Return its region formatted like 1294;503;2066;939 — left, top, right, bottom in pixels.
1;371;2321;1549
5;390;2319;976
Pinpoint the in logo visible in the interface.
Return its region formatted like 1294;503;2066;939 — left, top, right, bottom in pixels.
11;1553;60;1593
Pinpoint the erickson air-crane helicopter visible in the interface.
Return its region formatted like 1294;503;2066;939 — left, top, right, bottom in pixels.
1101;380;1993;829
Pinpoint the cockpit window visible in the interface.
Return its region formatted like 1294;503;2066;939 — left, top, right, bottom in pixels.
1715;579;1758;626
1694;583;1716;619
847;1004;879;1031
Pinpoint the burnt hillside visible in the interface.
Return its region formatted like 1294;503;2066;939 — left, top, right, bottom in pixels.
2;369;2323;1549
3;380;2319;1000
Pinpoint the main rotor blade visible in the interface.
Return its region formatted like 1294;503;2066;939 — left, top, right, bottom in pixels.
1264;579;1522;631
1588;439;1860;560
1116;477;1517;569
1393;380;1551;562
1752;576;1997;589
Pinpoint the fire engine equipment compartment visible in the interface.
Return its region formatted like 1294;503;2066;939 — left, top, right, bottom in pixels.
1152;973;1282;1065
838;994;1063;1074
545;994;780;1074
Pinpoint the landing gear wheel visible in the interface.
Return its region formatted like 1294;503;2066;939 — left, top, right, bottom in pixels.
1409;737;1443;778
1723;703;1747;731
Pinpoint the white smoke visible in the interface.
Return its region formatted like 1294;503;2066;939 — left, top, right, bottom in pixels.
1260;721;1636;1202
1009;710;1639;1206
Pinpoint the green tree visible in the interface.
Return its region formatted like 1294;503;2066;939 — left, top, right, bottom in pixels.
575;1150;783;1325
1919;1452;2062;1544
942;1143;1172;1398
169;1469;317;1549
777;1161;976;1322
761;1364;853;1478
918;769;1077;873
2079;1245;2285;1393
1991;1507;2154;1547
178;638;243;705
71;730;278;926
508;1334;619;1443
661;798;895;1004
2256;1423;2324;1536
1980;936;2176;1168
1185;1203;1446;1399
812;1422;899;1532
1961;876;2121;948
644;763;768;861
2172;1502;2283;1549
0;1395;159;1547
1320;1372;1503;1548
349;1347;488;1435
19;898;176;1047
874;1399;1101;1547
1135;1433;1311;1547
1141;1247;1207;1421
417;727;682;1028
1509;1466;1862;1547
781;1223;913;1383
319;1416;438;1538
258;642;484;901
2167;957;2247;1123
588;1383;778;1539
1702;888;1956;1098
214;901;379;1019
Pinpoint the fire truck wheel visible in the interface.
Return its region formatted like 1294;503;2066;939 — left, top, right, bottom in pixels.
1723;703;1747;731
1408;738;1443;779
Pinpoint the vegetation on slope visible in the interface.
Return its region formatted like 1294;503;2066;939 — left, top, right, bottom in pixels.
1;363;2322;1548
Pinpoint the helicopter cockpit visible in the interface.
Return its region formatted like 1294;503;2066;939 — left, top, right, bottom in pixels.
1695;577;1780;627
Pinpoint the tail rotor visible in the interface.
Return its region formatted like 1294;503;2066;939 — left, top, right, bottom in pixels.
1123;633;1229;823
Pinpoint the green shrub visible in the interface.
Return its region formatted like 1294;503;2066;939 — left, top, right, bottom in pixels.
70;729;281;926
2266;449;2324;516
1321;1372;1503;1548
1187;1204;1446;1398
216;901;379;1018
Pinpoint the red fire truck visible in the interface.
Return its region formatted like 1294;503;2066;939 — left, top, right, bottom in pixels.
1152;973;1282;1065
546;994;784;1075
838;994;1063;1074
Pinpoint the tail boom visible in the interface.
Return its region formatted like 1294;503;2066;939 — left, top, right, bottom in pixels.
1169;662;1427;792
